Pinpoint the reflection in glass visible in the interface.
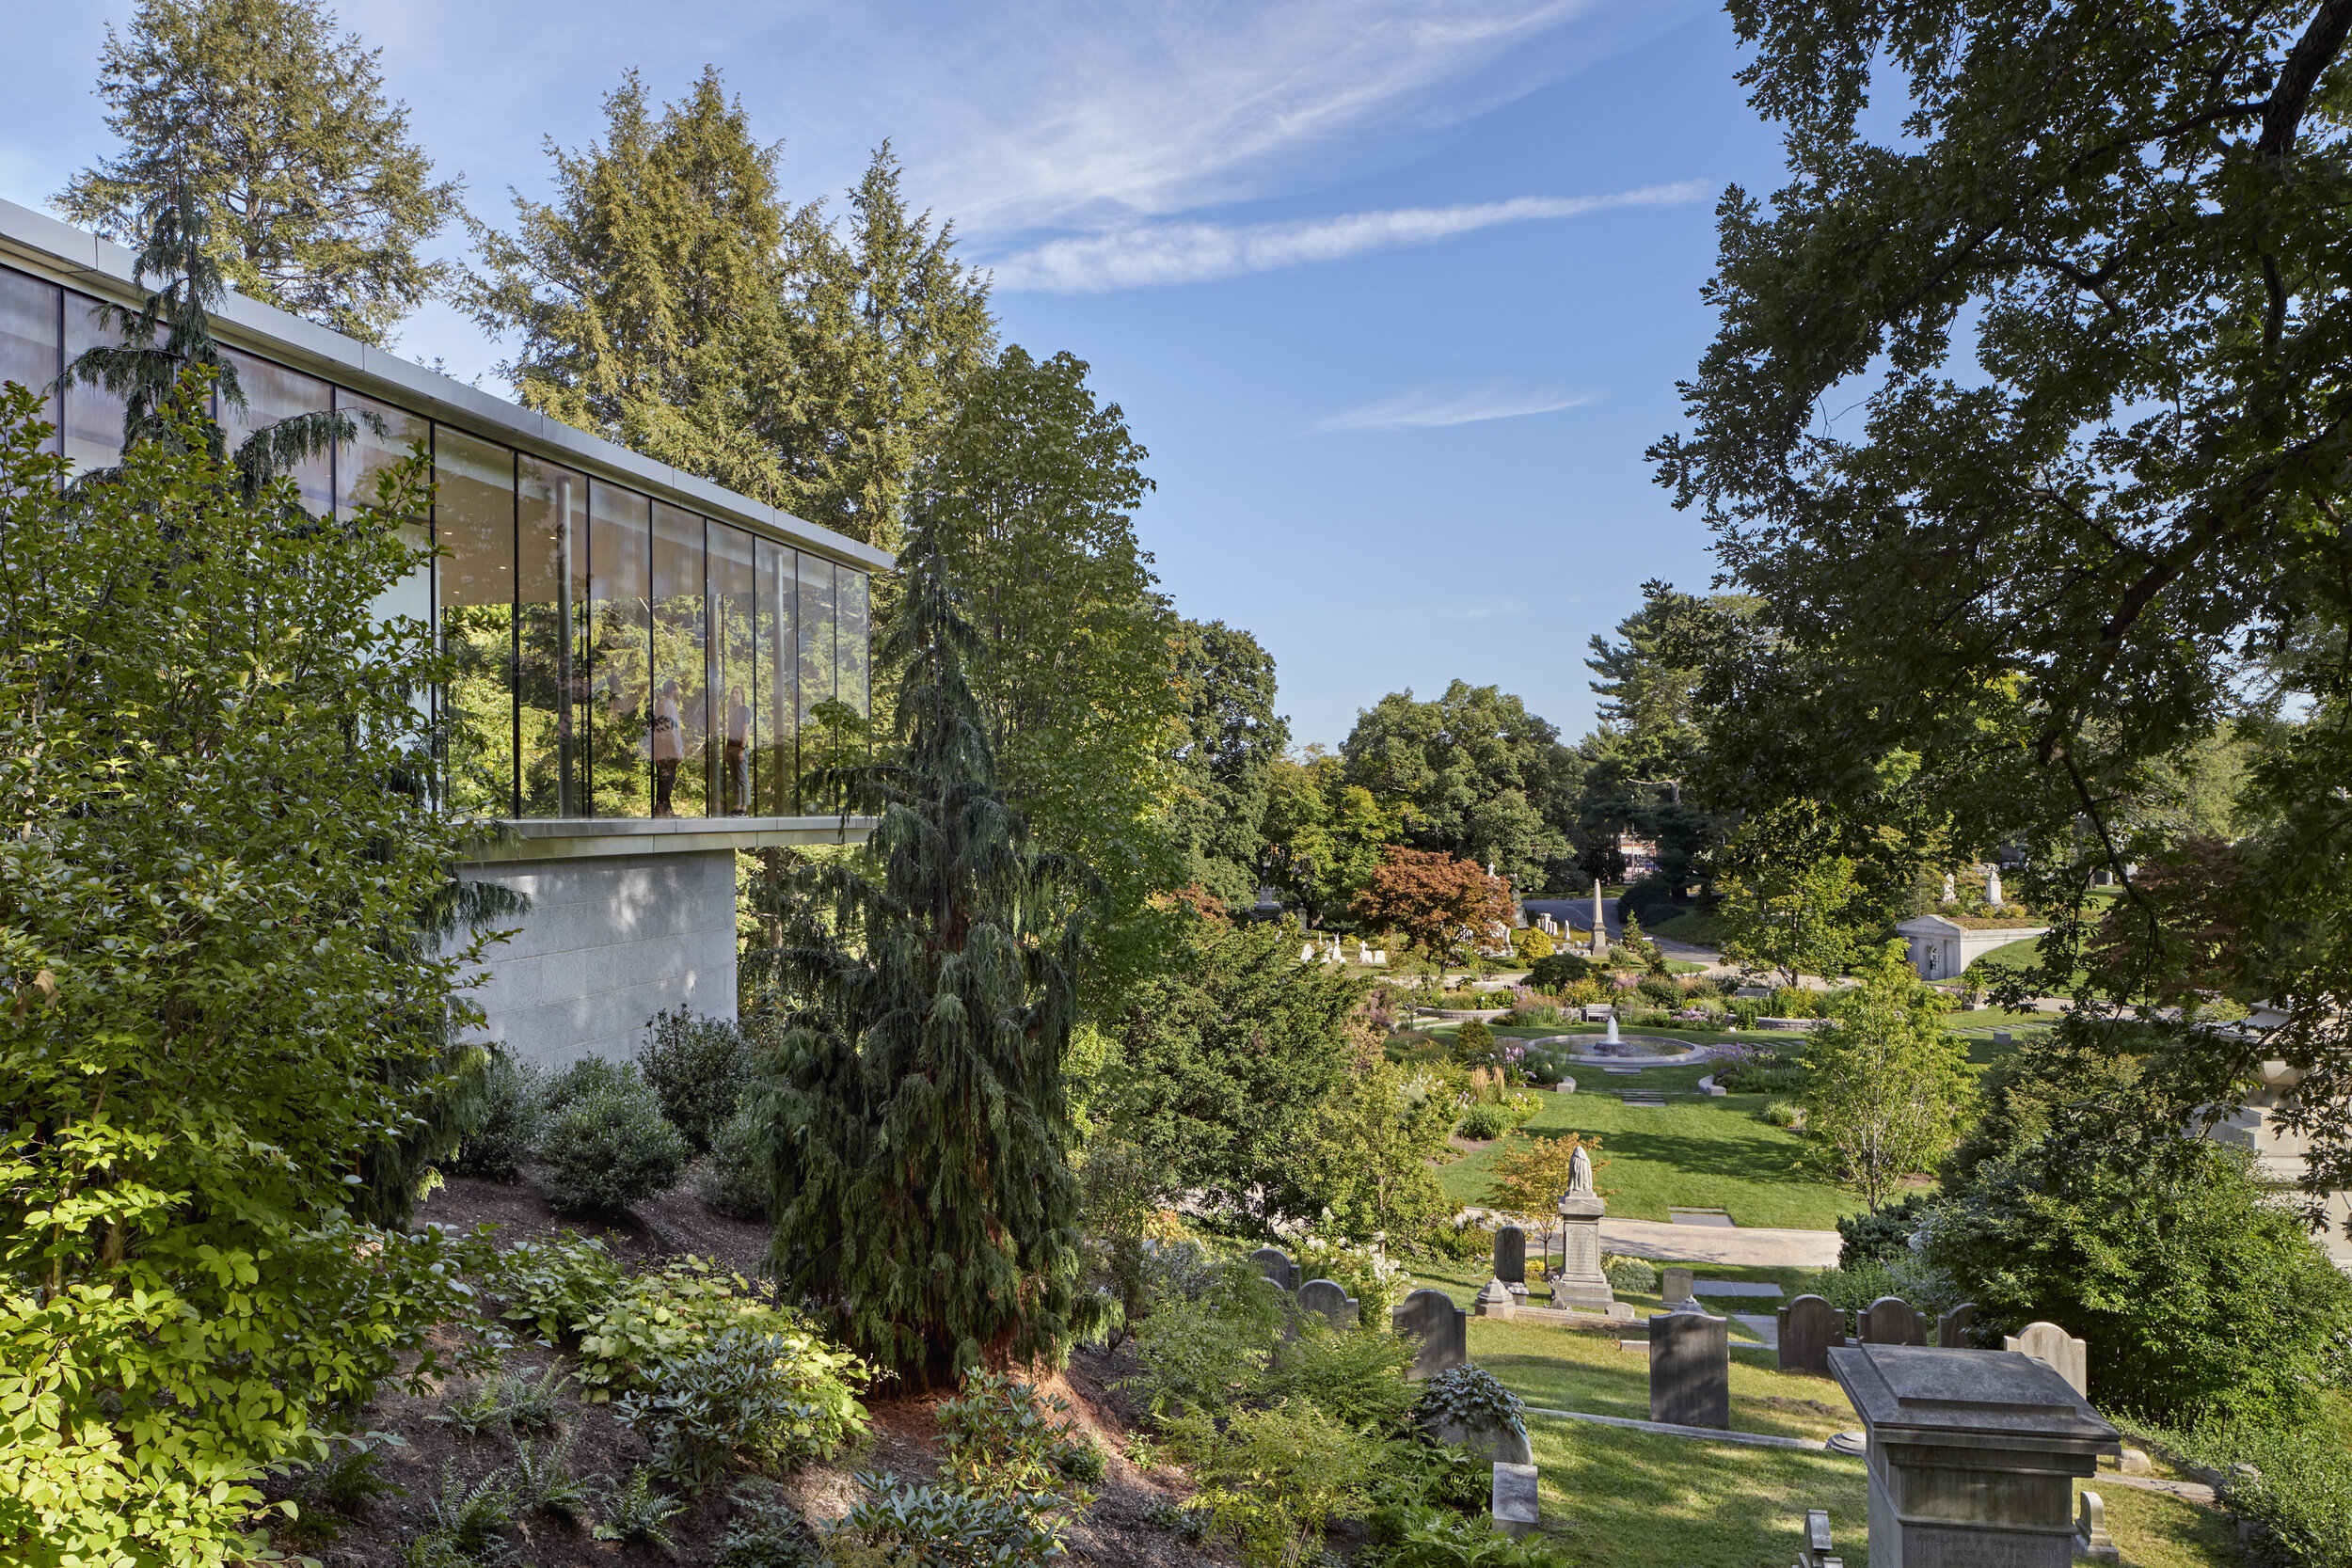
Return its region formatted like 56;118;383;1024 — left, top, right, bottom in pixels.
436;429;518;817
836;569;870;730
796;554;836;812
219;347;331;514
518;458;587;816
754;541;795;815
0;267;60;451
337;391;434;642
707;523;758;816
651;504;707;818
62;293;130;478
588;483;653;817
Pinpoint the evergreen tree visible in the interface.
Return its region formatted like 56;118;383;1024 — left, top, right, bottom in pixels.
774;147;997;552
464;68;796;506
58;0;460;346
1168;620;1288;910
761;540;1102;1377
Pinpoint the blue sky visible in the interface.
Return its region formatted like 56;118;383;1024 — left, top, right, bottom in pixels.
0;0;1791;748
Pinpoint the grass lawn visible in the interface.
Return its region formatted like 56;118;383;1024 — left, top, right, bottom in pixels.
1645;909;1725;947
1457;1320;2237;1568
1437;1087;1864;1229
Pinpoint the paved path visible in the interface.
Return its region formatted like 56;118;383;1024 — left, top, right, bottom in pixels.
1599;1218;1841;1268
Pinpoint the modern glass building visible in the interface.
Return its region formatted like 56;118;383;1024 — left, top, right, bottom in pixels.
0;196;887;1063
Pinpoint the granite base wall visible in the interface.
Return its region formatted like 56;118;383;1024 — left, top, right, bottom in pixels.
457;849;739;1067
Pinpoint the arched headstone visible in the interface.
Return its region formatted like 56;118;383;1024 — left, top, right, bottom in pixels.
1937;1302;1979;1348
1250;1246;1299;1291
1492;1226;1527;1285
1776;1293;1847;1375
2005;1321;2088;1396
1858;1295;1927;1346
1296;1277;1358;1330
1391;1287;1468;1381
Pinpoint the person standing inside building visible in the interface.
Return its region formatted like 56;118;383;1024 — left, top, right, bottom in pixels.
725;683;751;815
651;678;683;817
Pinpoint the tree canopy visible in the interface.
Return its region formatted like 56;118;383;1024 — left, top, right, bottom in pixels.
59;0;459;345
1341;681;1581;892
1168;620;1289;911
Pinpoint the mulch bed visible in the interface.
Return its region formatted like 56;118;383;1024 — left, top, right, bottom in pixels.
281;1164;1236;1566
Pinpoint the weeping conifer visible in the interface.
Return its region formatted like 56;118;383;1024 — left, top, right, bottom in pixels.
761;535;1104;1378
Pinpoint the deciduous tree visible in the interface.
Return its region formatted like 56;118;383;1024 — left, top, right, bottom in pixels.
1351;847;1515;968
1260;747;1409;927
1341;682;1580;891
60;0;459;345
1801;942;1976;1211
1168;620;1288;911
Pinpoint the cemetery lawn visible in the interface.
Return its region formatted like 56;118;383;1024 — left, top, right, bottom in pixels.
1438;1088;1863;1229
1468;1322;2238;1568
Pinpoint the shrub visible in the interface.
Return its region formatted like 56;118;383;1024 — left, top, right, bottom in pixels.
1768;985;1819;1018
1761;1100;1807;1130
1170;1399;1385;1568
488;1233;628;1341
717;1483;822;1568
1292;1234;1413;1325
699;1101;774;1220
1836;1192;1941;1267
1454;1103;1511;1140
1126;1265;1281;1418
1524;952;1598;990
538;1063;691;1215
1636;973;1683;1007
1602;1255;1659;1294
833;1473;1068;1566
1511;927;1555;963
1502;1001;1565;1027
1451;1019;1499;1064
637;1006;756;1152
576;1258;860;1400
937;1371;1093;1508
617;1321;872;1493
1260;1321;1417;1432
1410;1365;1525;1444
450;1052;540;1180
1417;1216;1496;1265
539;1053;628;1115
2139;1420;2352;1568
1366;1505;1578;1567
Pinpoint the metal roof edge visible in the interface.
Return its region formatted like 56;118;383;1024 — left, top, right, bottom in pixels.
0;195;894;573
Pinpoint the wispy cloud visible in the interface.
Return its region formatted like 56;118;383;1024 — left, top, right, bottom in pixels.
991;182;1708;293
1311;385;1597;433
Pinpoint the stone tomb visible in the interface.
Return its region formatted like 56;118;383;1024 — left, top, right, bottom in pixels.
1649;1309;1732;1429
1859;1296;1929;1347
1777;1293;1849;1376
2003;1322;2088;1398
1829;1343;2119;1568
1297;1277;1358;1331
1392;1287;1469;1381
1251;1246;1301;1292
1492;1462;1540;1540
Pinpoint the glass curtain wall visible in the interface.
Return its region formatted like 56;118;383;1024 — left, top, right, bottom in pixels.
517;457;588;816
0;269;60;451
587;483;653;817
754;541;796;815
0;258;868;822
650;504;707;818
436;430;518;818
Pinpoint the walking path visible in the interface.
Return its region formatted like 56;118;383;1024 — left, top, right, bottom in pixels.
1599;1218;1841;1268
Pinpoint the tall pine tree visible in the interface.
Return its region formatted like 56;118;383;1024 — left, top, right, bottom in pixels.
59;0;460;346
761;536;1101;1378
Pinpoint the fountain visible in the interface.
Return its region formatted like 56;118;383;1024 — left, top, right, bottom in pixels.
1604;1015;1620;1047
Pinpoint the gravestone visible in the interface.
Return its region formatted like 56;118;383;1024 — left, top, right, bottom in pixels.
1556;1076;1577;1094
2076;1491;2118;1563
1551;1183;1613;1312
1392;1288;1468;1381
1829;1343;2119;1568
1858;1295;1928;1347
1250;1246;1300;1292
1994;1029;2013;1047
1493;1226;1527;1285
1798;1507;1842;1568
2004;1322;2088;1397
1776;1294;1848;1375
1936;1302;1978;1348
1661;1266;1701;1312
1491;1463;1539;1540
1648;1310;1731;1429
1474;1276;1517;1320
1296;1277;1358;1331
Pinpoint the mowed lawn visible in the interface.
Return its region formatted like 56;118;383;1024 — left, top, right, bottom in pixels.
1439;1086;1864;1230
1464;1321;2237;1568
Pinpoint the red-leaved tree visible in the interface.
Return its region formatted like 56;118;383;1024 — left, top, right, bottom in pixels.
1351;847;1515;967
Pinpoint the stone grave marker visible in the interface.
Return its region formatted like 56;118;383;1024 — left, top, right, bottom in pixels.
1392;1288;1468;1381
1491;1462;1539;1540
1661;1266;1701;1312
1776;1293;1847;1375
1798;1507;1842;1568
1250;1246;1299;1292
1858;1295;1928;1346
1649;1309;1731;1428
1493;1225;1527;1285
1296;1277;1358;1330
2004;1321;2088;1396
1936;1302;1978;1348
1829;1343;2119;1568
2076;1491;2118;1563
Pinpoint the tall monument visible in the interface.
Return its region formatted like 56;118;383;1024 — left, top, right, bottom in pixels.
1550;1143;1613;1311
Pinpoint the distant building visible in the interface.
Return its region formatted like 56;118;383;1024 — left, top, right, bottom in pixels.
1895;912;2049;981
